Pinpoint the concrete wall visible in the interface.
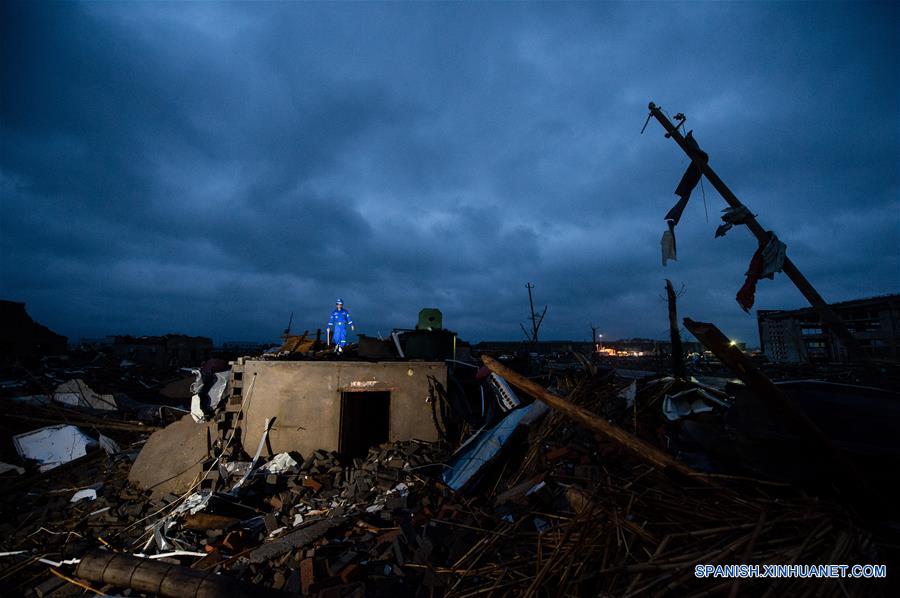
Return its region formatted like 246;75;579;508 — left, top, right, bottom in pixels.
238;360;445;458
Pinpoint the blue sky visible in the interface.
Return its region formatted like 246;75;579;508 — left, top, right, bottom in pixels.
1;1;897;346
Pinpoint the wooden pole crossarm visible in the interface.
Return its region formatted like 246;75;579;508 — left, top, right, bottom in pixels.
647;102;869;363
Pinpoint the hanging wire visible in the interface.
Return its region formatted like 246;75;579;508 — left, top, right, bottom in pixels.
700;176;709;223
640;111;653;135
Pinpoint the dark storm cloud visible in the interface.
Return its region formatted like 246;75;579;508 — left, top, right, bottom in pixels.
1;1;897;347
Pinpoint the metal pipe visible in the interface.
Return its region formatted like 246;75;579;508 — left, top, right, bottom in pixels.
75;551;280;598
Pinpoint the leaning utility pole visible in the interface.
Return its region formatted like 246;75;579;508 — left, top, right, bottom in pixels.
647;102;868;362
524;283;547;344
665;280;686;378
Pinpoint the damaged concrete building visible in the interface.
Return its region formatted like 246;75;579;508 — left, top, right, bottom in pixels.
112;334;213;367
758;293;900;363
129;359;445;498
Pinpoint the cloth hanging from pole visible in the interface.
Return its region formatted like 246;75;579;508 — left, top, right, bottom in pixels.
661;220;677;266
715;205;753;238
736;232;787;311
664;131;709;226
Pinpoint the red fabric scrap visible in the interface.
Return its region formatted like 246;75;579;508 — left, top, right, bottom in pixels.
736;240;767;312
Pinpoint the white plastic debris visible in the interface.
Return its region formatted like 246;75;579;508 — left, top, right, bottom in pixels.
171;491;212;516
13;425;98;472
98;433;120;455
230;418;273;493
152;520;177;551
618;380;637;409
189;369;230;422
389;482;409;498
53;379;118;411
71;488;97;503
37;557;82;567
365;501;386;513
662;388;717;421
219;461;252;479
259;452;299;475
189;395;205;423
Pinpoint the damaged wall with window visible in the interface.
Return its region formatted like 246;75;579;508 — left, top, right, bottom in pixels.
758;293;900;363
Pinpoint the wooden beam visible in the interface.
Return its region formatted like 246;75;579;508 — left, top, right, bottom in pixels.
481;355;712;485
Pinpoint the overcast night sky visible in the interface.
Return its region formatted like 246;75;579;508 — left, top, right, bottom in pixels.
1;1;898;347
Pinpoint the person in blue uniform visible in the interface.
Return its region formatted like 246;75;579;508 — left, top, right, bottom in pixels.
327;298;354;354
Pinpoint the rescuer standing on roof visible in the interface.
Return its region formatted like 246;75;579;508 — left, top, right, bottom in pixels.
327;298;354;354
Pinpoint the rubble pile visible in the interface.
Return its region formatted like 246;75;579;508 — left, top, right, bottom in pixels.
440;371;878;597
0;356;890;597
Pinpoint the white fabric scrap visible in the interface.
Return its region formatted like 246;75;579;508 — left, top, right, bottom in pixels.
661;229;677;266
760;234;787;279
617;380;637;409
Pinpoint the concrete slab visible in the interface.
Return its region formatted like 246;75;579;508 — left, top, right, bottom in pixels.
128;414;215;499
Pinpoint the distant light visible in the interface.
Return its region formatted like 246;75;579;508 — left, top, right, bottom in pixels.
729;340;737;346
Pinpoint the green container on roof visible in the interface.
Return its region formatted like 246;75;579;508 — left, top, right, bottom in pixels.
416;308;443;331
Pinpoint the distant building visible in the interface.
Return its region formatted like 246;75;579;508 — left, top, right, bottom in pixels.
475;340;595;355
0;300;68;362
474;338;709;357
113;334;213;367
757;294;900;363
219;341;269;352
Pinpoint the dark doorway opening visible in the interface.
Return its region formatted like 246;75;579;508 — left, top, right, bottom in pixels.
339;391;390;458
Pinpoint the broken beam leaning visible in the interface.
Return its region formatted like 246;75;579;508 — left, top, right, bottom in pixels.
647;102;868;363
481;355;712;485
665;279;686;379
683;318;878;505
